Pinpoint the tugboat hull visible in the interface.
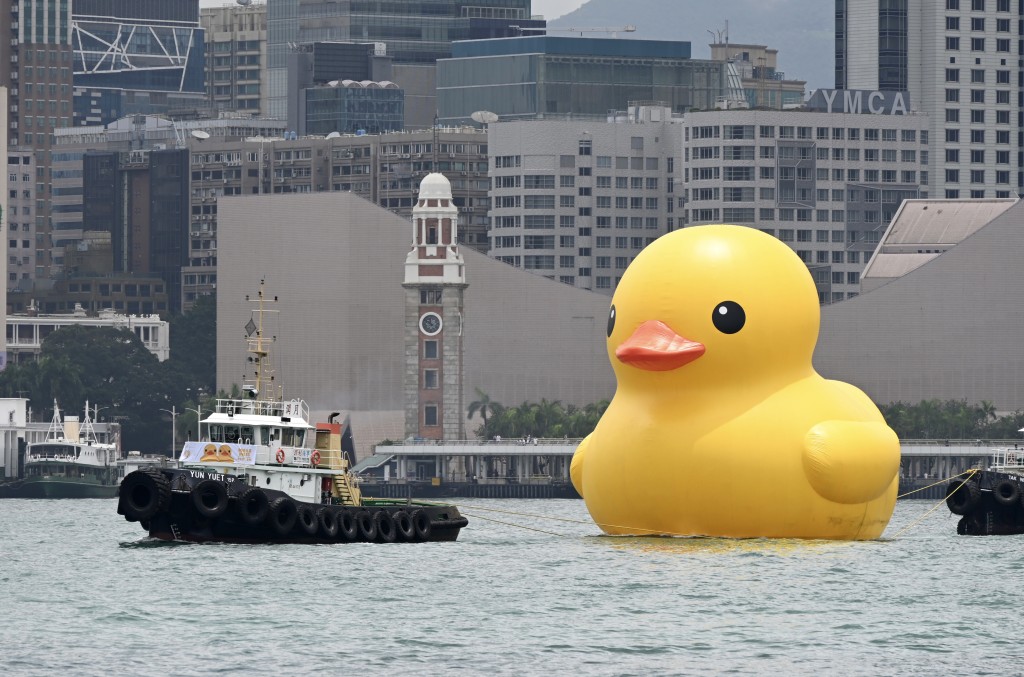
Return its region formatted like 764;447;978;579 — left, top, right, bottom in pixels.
118;468;467;544
946;471;1024;536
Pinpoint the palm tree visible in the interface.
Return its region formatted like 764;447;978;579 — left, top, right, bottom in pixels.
467;388;501;438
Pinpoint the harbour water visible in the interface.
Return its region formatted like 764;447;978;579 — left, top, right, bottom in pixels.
0;498;1017;676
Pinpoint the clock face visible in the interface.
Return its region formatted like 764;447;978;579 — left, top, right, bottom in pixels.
419;312;442;336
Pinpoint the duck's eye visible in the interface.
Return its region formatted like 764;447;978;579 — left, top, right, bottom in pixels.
607;305;616;337
712;301;745;334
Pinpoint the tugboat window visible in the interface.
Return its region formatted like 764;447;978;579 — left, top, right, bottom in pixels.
240;426;253;444
210;424;224;442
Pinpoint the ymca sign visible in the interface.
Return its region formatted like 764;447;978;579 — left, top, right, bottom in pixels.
806;89;910;115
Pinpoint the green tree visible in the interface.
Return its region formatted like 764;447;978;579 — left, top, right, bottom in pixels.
467;388;501;433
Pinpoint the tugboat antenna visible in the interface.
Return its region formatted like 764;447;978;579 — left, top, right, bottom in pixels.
243;280;280;401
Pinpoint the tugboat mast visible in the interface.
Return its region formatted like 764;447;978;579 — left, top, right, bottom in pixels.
244;279;280;401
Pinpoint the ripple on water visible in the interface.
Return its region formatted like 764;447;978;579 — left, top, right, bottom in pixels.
0;498;1017;676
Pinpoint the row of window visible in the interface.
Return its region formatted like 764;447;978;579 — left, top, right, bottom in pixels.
689;125;926;144
944;88;1012;104
944;16;1012;31
945;0;1012;12
943;36;1012;51
688;166;925;184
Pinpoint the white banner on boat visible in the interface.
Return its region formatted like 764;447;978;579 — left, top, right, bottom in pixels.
180;441;258;465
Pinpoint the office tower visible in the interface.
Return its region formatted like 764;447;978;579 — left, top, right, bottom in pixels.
266;0;534;121
438;37;725;123
682;108;928;304
201;1;267;117
0;0;75;288
71;0;207;125
836;0;1019;198
487;104;683;294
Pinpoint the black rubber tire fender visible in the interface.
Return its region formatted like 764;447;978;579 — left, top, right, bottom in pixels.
374;510;397;543
236;487;269;526
993;479;1020;506
192;479;229;519
355;510;377;541
337;509;359;541
119;469;171;522
410;509;432;541
946;480;980;516
294;504;318;536
317;507;339;540
392;510;416;541
267;497;298;536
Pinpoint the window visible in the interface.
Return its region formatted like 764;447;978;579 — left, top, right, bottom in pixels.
946;37;960;50
424;405;438;427
945;89;960;102
970;69;984;83
970;38;984;52
423;340;438;359
970;18;985;31
423;369;438;389
970;90;984;104
946;68;960;82
971;110;985;124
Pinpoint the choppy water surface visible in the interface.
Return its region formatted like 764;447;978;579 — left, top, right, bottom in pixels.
0;498;1018;676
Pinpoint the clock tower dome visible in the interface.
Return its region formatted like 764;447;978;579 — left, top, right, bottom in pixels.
403;173;468;441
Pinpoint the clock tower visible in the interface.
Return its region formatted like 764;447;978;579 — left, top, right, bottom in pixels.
403;173;467;441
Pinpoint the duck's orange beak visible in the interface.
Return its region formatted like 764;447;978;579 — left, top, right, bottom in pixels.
615;320;705;371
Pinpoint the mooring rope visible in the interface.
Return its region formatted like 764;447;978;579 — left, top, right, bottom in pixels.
888;468;977;539
453;468;979;540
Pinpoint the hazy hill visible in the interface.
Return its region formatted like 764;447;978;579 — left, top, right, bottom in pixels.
548;0;834;93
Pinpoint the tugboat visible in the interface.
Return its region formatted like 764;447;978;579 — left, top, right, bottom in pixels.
117;281;468;543
946;447;1024;535
0;402;122;498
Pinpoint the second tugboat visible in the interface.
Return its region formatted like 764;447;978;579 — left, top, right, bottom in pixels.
117;281;468;543
946;447;1024;535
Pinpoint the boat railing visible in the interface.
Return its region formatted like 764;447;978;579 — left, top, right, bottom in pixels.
215;398;309;421
990;448;1024;469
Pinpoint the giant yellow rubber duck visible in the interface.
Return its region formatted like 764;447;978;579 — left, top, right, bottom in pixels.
570;225;899;540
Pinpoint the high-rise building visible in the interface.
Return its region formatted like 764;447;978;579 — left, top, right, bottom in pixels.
682;108;929;305
71;0;207;125
836;0;1020;199
438;37;726;123
201;1;267;117
266;0;535;120
487;104;683;294
1;0;76;288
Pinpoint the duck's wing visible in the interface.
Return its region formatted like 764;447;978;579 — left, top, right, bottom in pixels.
570;435;591;496
802;419;900;504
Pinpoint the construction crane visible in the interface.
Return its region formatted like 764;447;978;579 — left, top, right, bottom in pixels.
510;25;637;37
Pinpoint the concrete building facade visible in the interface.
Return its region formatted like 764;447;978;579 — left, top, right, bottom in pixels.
836;0;1022;198
682;108;930;304
815;198;1024;411
200;1;267;117
487;105;683;294
215;191;615;441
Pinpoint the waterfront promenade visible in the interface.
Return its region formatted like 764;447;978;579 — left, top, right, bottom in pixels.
355;438;1022;500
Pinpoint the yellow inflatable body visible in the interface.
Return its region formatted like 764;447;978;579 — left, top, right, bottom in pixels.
570;225;899;540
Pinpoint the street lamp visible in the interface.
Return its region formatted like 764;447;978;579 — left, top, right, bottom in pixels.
184;405;202;442
159;406;178;457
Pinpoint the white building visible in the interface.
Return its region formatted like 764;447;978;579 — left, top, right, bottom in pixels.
487;104;683;294
837;0;1019;199
6;306;169;363
682;107;930;304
